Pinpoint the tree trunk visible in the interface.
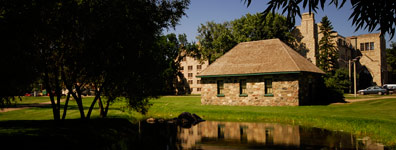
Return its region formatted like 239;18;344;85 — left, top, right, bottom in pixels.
61;93;71;120
103;98;111;118
44;71;60;120
98;97;105;117
61;70;85;119
86;93;100;119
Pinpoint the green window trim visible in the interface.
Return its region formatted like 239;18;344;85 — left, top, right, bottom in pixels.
239;94;248;97
217;94;225;97
264;94;274;97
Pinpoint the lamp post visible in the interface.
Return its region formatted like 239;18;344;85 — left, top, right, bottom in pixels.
352;56;361;97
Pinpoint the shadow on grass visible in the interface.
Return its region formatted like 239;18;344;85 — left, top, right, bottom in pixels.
0;119;139;150
0;118;184;150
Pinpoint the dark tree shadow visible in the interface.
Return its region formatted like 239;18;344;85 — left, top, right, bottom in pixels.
291;28;309;59
175;72;191;95
0;119;139;150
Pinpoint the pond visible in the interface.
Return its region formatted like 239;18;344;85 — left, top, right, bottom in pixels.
137;120;387;150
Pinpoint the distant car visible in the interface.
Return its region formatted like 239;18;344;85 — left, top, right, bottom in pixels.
383;84;396;94
358;86;387;95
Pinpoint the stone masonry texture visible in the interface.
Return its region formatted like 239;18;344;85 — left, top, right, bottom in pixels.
200;73;320;106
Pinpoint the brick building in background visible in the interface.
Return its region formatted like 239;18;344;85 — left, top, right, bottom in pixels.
177;55;208;94
295;13;387;87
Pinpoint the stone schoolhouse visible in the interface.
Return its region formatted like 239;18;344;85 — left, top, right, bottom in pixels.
197;39;325;106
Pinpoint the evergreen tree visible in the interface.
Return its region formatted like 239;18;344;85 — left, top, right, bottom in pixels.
317;16;338;74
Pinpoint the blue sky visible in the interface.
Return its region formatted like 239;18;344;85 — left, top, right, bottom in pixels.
164;0;396;48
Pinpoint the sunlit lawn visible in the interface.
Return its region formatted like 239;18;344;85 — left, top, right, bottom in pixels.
1;95;396;146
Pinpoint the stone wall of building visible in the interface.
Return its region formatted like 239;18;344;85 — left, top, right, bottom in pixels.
352;33;387;85
200;74;300;106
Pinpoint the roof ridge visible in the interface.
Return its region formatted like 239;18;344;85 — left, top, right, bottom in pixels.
279;40;301;71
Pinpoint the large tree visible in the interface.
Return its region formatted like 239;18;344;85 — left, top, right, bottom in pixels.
244;0;396;39
195;13;294;64
0;0;190;119
387;42;396;83
317;16;338;74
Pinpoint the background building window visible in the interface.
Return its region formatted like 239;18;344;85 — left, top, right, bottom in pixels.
197;65;202;70
365;43;369;51
188;66;193;71
265;79;272;94
217;80;224;94
240;79;247;94
188;73;193;78
182;57;186;61
197;88;201;91
370;42;374;50
360;43;364;51
197;80;201;84
190;88;193;92
188;80;193;84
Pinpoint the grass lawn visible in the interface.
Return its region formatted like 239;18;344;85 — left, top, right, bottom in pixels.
1;95;396;147
8;96;53;105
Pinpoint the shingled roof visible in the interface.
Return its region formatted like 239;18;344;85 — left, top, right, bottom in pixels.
197;39;324;77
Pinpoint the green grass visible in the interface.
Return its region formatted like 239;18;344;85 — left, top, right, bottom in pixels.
1;96;396;147
9;96;53;105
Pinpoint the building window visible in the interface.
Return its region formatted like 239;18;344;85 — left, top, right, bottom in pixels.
182;57;186;61
197;88;201;92
190;88;193;92
197;80;201;84
188;73;193;78
360;43;365;51
197;65;202;70
370;42;374;50
265;79;273;96
188;65;193;71
188;80;193;84
239;79;247;96
365;43;369;51
217;80;224;96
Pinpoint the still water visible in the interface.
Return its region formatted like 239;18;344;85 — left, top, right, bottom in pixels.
137;121;386;150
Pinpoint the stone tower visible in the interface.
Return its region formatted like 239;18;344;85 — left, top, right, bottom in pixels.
296;13;318;65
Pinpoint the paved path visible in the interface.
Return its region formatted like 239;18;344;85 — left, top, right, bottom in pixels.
0;99;65;113
343;96;396;104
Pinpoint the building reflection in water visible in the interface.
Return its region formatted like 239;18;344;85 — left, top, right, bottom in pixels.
177;121;385;150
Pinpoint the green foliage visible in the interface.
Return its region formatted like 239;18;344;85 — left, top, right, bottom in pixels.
0;0;190;118
317;16;338;73
156;33;188;95
386;42;396;83
324;68;351;93
195;13;294;64
244;0;396;39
